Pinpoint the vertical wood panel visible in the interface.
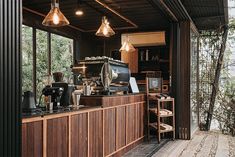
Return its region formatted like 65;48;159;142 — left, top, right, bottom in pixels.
47;117;69;157
71;113;88;157
22;121;43;157
126;105;136;144
177;21;191;139
139;103;145;137
21;94;146;157
135;104;140;139
89;111;103;157
0;0;22;156
116;106;126;149
104;108;116;156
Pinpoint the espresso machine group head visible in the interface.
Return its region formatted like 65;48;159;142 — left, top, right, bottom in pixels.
42;85;64;109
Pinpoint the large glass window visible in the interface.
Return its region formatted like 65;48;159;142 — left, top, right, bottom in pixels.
51;34;73;81
190;29;199;135
21;25;74;102
36;30;48;99
22;25;33;92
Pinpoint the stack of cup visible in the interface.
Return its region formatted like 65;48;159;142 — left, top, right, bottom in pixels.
72;90;81;107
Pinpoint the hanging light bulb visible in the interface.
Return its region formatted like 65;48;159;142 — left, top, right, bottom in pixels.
119;36;136;52
42;0;70;27
53;12;60;24
95;16;115;37
103;25;108;36
75;0;84;16
75;9;84;16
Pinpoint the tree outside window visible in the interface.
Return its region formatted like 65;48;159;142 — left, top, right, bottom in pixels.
21;25;74;103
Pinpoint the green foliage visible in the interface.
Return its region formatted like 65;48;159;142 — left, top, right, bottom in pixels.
21;25;73;102
199;21;235;135
51;34;73;80
22;25;33;92
36;30;49;100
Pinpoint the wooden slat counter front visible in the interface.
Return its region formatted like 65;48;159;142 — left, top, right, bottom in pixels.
22;94;146;157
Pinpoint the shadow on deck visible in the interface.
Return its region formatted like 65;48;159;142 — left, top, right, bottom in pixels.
124;131;235;157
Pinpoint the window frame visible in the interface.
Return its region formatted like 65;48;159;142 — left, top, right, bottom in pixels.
22;25;75;99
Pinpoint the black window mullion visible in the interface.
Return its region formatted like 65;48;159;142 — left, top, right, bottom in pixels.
48;32;51;76
32;28;36;97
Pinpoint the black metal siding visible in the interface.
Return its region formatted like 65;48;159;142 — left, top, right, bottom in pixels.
0;0;22;156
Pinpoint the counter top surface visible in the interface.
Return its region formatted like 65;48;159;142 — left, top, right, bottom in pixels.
22;106;99;119
81;92;145;97
22;93;146;119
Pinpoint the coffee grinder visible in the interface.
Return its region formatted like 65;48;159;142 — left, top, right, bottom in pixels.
51;71;75;107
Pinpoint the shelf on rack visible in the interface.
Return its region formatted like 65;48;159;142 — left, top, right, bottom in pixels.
149;122;174;133
149;108;173;117
149;97;174;101
148;94;173;101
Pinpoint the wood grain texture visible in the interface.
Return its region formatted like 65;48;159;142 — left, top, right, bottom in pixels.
71;113;88;157
121;49;138;73
139;103;145;137
80;94;145;108
22;121;43;157
47;117;69;157
135;104;140;139
22;94;146;157
89;110;103;157
178;21;191;139
104;108;116;156
116;106;126;149
152;131;231;157
126;105;136;144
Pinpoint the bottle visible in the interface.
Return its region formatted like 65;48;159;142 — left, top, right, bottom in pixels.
146;49;149;61
140;51;144;61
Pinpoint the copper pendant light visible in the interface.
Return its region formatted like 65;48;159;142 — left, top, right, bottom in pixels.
95;16;115;37
119;36;136;52
42;0;70;27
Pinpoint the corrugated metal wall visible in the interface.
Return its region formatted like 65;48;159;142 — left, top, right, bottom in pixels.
0;0;22;156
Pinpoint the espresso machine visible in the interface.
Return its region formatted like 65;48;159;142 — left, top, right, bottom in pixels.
42;85;64;110
52;83;75;107
73;58;130;95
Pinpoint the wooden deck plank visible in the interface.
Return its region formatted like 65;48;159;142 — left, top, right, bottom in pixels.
228;135;235;157
126;131;234;157
179;131;206;157
152;131;234;157
196;132;218;157
167;140;190;157
215;133;229;157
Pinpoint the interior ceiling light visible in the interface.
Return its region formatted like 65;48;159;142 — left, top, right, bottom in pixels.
119;36;136;52
42;0;70;27
95;16;115;37
75;0;84;16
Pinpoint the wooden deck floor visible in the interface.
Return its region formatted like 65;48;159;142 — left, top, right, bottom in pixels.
153;131;235;157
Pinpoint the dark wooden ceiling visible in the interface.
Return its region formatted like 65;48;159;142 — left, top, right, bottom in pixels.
22;0;170;32
22;0;228;32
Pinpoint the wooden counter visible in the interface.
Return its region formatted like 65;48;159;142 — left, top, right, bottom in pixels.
22;94;146;157
80;93;146;107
